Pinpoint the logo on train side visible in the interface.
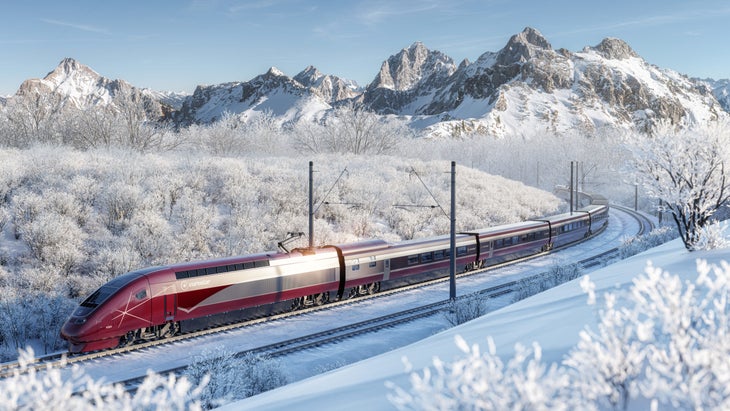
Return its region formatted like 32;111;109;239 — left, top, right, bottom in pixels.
179;279;212;291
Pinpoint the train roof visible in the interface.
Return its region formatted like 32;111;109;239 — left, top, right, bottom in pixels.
466;220;547;237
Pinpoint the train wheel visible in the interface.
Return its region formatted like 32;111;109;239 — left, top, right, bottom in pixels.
159;321;179;339
312;293;326;306
119;330;138;348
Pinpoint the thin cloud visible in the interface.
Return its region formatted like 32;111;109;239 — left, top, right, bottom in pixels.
41;18;110;35
552;5;730;39
358;0;445;26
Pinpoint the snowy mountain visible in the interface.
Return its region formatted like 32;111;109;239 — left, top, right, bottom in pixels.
174;67;331;126
4;28;729;137
8;58;173;119
414;28;726;137
293;65;361;104
171;27;726;136
361;41;457;115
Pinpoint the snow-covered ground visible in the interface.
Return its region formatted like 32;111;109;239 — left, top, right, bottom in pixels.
229;228;725;409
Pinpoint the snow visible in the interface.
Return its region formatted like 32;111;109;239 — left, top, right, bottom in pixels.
229;235;724;410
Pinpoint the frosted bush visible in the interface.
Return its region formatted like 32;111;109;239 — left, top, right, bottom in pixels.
391;260;730;410
18;213;85;273
127;209;173;263
691;220;730;251
184;347;289;409
0;348;203;410
388;336;579;411
444;293;489;326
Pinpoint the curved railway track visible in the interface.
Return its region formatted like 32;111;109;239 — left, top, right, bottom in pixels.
1;204;655;384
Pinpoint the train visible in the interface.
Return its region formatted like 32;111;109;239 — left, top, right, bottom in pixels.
60;203;608;353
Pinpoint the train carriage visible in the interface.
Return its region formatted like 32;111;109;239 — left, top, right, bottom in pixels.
61;202;610;353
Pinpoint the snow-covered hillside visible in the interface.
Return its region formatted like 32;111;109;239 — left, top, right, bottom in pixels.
233;234;730;410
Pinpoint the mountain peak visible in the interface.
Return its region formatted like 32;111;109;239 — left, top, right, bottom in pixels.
368;42;455;92
266;66;285;77
591;37;638;60
47;57;100;80
497;27;552;65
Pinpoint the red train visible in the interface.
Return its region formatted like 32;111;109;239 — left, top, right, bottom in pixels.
61;204;608;353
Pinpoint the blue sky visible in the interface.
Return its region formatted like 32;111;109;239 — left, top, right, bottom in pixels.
1;0;729;95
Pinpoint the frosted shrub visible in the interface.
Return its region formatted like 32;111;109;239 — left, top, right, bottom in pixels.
391;261;730;410
184;347;289;409
18;213;85;273
691;220;730;251
127;209;173;263
444;293;489;326
102;182;141;234
0;206;9;231
0;347;203;410
388;336;577;411
618;226;677;258
511;263;581;303
171;187;217;259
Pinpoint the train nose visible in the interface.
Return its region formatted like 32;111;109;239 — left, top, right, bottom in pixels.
60;316;87;339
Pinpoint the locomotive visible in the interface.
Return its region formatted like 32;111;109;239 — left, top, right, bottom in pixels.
61;203;608;353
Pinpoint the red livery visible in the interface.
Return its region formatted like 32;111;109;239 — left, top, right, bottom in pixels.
61;204;608;353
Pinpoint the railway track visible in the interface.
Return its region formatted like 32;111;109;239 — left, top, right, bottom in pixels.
1;204;654;384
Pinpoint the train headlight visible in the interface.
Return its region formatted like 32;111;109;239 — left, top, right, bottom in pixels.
71;317;87;325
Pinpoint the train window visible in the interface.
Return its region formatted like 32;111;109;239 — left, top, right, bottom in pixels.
457;246;468;256
434;250;444;260
421;252;433;263
369;261;377;268
352;264;360;271
135;289;147;300
216;266;227;273
243;262;254;269
495;239;503;249
206;267;217;275
407;255;419;265
80;286;115;308
255;260;270;268
175;271;190;279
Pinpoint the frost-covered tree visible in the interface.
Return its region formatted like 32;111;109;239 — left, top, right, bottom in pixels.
293;103;408;155
624;122;730;250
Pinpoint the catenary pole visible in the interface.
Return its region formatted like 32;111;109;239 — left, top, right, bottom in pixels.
450;161;456;301
309;161;314;249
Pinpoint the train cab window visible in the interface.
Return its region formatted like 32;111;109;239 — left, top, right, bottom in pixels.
407;255;419;265
135;289;147;300
80;286;115;308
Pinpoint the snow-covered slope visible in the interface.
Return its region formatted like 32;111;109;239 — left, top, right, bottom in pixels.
703;77;730;112
174;67;331;126
232;236;728;410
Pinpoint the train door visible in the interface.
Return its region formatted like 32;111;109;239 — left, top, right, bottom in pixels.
165;293;177;321
383;259;391;281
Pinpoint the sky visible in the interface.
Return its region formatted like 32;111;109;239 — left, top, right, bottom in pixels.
2;0;730;96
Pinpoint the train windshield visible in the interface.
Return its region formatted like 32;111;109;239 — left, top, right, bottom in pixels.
80;286;116;308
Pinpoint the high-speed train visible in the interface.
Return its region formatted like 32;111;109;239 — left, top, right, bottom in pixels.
61;203;608;353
